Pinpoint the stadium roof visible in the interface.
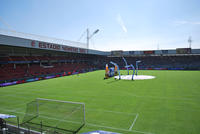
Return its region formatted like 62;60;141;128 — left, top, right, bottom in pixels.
0;28;109;55
0;28;87;49
0;28;200;56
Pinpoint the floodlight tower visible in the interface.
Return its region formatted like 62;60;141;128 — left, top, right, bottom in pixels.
86;28;99;50
188;36;192;48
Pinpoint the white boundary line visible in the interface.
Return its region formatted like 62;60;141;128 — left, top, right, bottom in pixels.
86;122;154;134
0;108;82;125
0;89;199;102
0;108;154;134
55;105;82;126
0;108;25;115
0;102;27;113
129;113;139;131
7;124;40;134
0;110;153;134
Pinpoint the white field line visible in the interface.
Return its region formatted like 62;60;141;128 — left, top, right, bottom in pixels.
0;102;27;112
0;108;154;134
2;93;200;114
129;113;139;131
86;122;154;134
0;95;137;116
0;90;48;99
1;89;199;102
2;96;200;113
0;95;29;101
9;106;26;112
1;92;137;117
0;93;34;100
0;108;25;115
37;98;85;105
0;108;82;125
7;124;40;134
55;105;82;126
2;87;200;98
39;114;82;125
1;94;139;122
1;101;27;109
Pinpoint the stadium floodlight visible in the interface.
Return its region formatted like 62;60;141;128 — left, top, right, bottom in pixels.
87;28;99;50
188;36;192;48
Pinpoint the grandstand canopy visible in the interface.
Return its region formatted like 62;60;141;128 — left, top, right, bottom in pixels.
0;29;107;56
0;29;200;57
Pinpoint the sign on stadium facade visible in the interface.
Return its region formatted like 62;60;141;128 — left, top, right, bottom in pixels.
176;48;191;54
111;50;123;56
143;50;155;54
0;33;108;55
32;41;87;54
0;30;88;54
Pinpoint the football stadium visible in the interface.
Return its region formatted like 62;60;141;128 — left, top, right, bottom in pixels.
1;0;200;133
0;28;200;134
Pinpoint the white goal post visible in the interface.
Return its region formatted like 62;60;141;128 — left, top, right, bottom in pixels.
22;98;85;133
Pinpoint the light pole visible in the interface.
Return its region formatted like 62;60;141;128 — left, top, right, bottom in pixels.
86;28;99;51
188;36;192;48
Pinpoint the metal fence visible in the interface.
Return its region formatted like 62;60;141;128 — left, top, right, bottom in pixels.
0;116;77;134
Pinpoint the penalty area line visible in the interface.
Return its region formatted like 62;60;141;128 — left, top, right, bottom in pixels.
86;122;154;134
129;113;139;131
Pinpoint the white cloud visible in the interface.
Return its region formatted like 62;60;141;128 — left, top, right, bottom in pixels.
174;20;200;25
117;14;127;33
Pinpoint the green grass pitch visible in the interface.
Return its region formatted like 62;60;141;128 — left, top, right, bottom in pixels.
0;70;200;134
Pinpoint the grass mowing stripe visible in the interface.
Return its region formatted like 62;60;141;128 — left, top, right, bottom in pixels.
86;108;137;116
55;105;83;127
2;88;199;102
0;108;25;115
128;94;199;101
0;70;200;134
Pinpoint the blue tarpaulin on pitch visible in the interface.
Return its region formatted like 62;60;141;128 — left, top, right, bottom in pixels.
0;114;16;119
82;130;120;134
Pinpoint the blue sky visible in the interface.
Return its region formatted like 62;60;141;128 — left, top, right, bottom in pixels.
0;0;200;51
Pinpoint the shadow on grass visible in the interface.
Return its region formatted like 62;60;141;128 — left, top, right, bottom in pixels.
106;79;120;84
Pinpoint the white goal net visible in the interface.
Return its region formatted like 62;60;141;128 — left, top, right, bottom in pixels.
22;98;85;133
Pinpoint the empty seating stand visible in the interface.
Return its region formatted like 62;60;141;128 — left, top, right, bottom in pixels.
0;56;95;82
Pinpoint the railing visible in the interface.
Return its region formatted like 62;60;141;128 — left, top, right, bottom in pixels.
1;117;74;134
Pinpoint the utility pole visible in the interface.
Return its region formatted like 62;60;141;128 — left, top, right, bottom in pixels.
86;28;89;50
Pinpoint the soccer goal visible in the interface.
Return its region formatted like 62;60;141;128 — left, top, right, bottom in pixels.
21;98;85;134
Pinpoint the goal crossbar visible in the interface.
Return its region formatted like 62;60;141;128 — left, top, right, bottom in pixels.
22;98;85;134
36;98;85;105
